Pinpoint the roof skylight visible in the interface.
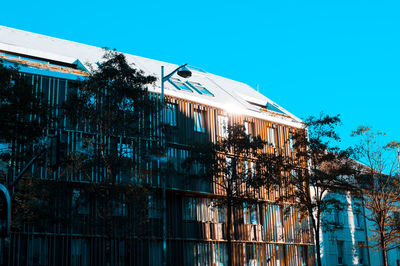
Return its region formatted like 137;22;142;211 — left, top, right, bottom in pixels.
247;101;287;115
265;102;286;114
166;78;214;97
186;81;214;96
169;78;193;92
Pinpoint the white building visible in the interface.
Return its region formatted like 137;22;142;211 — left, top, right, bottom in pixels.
318;191;400;266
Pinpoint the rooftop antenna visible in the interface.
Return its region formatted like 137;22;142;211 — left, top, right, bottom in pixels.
256;84;259;92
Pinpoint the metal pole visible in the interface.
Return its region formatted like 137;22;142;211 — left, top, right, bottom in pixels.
161;66;165;104
161;66;167;266
159;64;190;266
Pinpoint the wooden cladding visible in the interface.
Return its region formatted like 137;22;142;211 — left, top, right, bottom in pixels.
5;72;315;266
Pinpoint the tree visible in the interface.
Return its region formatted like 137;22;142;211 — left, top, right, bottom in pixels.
63;49;157;182
1;50;158;265
0;59;59;265
277;114;354;266
183;124;276;266
0;60;57;231
0;61;52;181
62;50;158;264
351;126;400;266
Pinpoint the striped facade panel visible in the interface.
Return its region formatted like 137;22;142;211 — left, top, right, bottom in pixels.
2;68;315;265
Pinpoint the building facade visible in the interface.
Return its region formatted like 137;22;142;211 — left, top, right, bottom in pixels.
318;191;400;266
0;26;314;266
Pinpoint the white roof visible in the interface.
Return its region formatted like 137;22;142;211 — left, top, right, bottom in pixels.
0;25;303;128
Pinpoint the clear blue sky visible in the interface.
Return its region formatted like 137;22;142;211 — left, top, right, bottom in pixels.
2;0;399;149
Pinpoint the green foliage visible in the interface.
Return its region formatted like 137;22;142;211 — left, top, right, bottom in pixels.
183;124;276;266
63;49;158;183
281;113;354;212
183;124;275;201
64;50;156;136
0;61;52;165
60;50;159;244
277;113;354;266
11;179;73;231
1;50;158;242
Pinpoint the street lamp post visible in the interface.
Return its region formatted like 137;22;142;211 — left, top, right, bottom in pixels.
160;64;191;266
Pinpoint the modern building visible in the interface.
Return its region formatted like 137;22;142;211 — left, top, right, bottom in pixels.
0;26;314;266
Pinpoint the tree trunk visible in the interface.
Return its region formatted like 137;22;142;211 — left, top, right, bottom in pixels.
227;198;233;266
314;230;322;266
380;231;388;266
381;247;388;266
311;215;322;266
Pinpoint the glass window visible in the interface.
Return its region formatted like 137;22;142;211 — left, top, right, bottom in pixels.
169;78;193;92
194;242;209;265
164;103;177;127
166;147;178;171
149;241;162;266
218;115;228;137
268;127;276;148
183;197;196;221
244;202;250;224
194;160;206;175
243;203;258;225
275;245;282;266
28;237;48;266
300;245;308;266
266;102;285;114
148;195;161;219
354;210;362;228
250;205;258;225
226;157;232;178
178;149;189;171
275;205;282;227
244;161;249;178
289;132;294;152
0;142;10;155
112;199;126;216
335;209;339;224
118;143;133;158
334;209;341;225
186;81;214;96
71;239;90;266
72;189;89;215
244;121;252;136
213;243;227;266
246;244;258;266
208;201;217;223
337;241;344;265
218;205;226;223
194;110;205;133
250;162;255;178
357;242;365;265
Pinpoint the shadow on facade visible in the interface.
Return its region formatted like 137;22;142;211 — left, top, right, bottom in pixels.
2;74;315;266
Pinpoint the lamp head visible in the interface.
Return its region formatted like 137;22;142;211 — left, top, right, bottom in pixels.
177;66;192;78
